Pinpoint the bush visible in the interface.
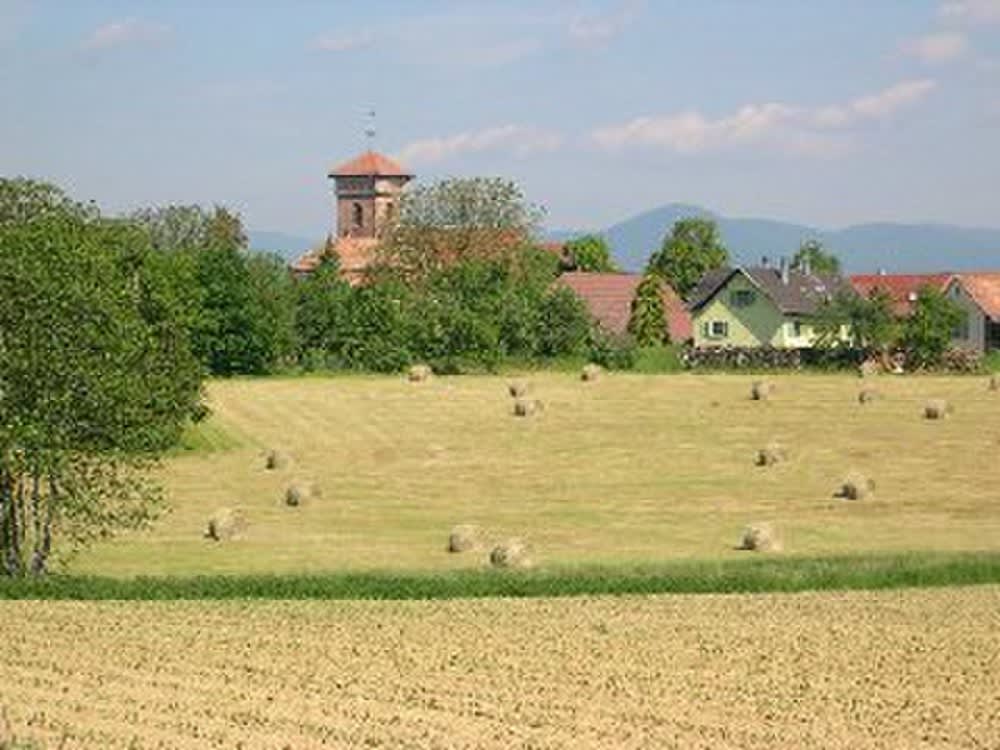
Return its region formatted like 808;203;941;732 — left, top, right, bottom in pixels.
633;345;684;373
588;330;638;370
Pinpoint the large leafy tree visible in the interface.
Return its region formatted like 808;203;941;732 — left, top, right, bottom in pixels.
792;239;841;275
647;217;728;299
815;288;899;352
130;204;247;253
563;234;618;272
374;177;544;282
0;179;203;576
627;273;669;346
903;286;965;368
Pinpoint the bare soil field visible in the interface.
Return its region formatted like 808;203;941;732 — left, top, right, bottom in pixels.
2;586;999;749
74;373;1000;576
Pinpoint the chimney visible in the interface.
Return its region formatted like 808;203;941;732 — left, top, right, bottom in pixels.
878;268;887;276
761;256;770;268
801;255;811;276
779;257;789;285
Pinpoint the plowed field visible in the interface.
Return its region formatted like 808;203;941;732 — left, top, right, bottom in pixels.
3;586;999;748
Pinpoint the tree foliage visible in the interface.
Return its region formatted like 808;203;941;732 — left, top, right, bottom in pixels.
816;288;899;353
627;273;669;346
563;234;617;272
792;239;841;275
0;179;203;576
902;286;965;368
130;204;247;253
647;217;728;299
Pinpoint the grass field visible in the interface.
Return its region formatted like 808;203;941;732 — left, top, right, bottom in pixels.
71;372;1000;577
2;587;998;748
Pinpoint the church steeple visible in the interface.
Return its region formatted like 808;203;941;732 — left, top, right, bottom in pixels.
327;151;412;239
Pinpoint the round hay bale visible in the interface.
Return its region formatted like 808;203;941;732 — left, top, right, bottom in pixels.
447;524;480;553
581;363;602;382
508;380;530;398
750;380;774;401
489;538;530;568
512;398;544;417
924;399;952;420
755;441;787;467
840;472;875;501
858;387;880;405
265;449;291;470
284;480;317;507
738;522;781;552
989;374;999;392
408;364;432;383
204;508;246;541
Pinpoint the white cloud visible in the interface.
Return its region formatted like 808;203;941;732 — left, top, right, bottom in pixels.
568;0;644;46
900;32;969;63
397;125;563;166
81;18;171;52
592;79;936;157
940;0;1000;24
312;31;374;53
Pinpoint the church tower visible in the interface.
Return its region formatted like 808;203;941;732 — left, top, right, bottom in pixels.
327;151;412;239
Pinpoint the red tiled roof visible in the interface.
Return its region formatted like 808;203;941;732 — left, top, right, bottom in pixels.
329;150;411;178
290;236;380;285
559;272;692;342
849;273;953;317
955;272;1000;319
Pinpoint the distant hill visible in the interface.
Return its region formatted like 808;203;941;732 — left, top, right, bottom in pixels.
551;204;1000;273
248;230;316;261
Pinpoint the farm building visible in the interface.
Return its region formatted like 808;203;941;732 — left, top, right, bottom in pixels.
946;273;1000;353
688;260;847;348
559;272;692;342
849;272;953;317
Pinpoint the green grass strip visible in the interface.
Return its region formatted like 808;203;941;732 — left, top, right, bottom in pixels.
2;552;999;601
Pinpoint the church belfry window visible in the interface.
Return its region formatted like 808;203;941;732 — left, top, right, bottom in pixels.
352;202;364;229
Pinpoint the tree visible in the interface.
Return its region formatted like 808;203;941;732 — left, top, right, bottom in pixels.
902;286;965;368
792;239;840;275
815;288;898;353
130;204;247;253
627;273;669;346
647;217;728;299
374;177;544;282
563;234;617;272
0;180;203;576
295;254;353;365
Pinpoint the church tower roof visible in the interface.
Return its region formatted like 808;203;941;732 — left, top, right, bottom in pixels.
328;150;411;178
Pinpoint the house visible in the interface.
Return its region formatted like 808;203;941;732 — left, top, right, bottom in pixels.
849;272;953;316
688;260;847;348
945;273;1000;353
559;272;692;342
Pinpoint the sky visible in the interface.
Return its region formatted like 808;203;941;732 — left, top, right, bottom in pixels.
2;0;999;239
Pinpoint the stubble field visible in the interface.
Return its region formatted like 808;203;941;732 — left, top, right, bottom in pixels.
74;372;1000;576
2;586;999;748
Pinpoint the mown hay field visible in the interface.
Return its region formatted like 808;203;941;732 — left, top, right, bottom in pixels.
75;373;1000;576
2;587;999;748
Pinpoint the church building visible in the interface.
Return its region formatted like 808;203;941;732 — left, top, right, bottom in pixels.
291;150;412;283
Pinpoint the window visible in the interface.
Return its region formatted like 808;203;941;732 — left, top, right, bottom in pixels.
352;202;364;229
789;321;803;337
705;320;729;338
730;289;755;307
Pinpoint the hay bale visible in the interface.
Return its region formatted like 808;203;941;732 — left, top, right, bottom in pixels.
581;363;602;382
265;449;291;470
508;380;530;398
738;522;780;552
284;480;317;507
408;364;432;382
750;380;774;401
513;398;544;417
989;374;999;392
924;399;952;420
205;508;246;541
447;524;480;553
858;387;880;405
840;472;875;501
755;441;787;467
489;538;530;568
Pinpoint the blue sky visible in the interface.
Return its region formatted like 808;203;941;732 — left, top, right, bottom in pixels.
2;0;999;238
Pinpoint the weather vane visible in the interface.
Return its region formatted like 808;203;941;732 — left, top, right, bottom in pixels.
364;108;376;150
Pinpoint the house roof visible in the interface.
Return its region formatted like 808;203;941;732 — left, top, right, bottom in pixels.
954;272;1000;319
328;150;411;178
559;272;692;342
849;273;953;316
689;265;845;316
290;236;379;283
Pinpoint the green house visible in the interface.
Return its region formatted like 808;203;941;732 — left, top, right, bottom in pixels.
688;261;846;349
